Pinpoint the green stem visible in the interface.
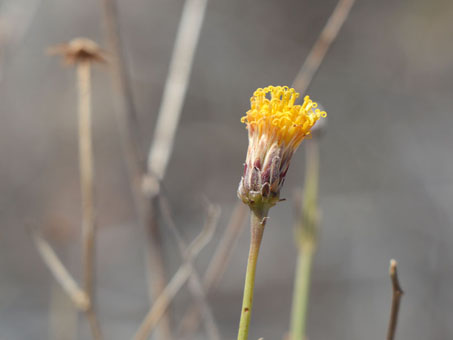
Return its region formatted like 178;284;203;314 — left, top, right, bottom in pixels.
290;245;314;340
237;207;268;340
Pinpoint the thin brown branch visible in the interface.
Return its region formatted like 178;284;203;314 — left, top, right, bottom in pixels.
31;230;103;339
292;0;356;95
77;60;104;340
159;196;221;340
77;60;95;309
31;230;89;311
387;259;404;340
177;201;248;336
140;1;209;338
98;0;145;174
146;0;209;181
133;213;216;340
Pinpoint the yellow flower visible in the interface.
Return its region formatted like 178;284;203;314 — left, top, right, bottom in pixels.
238;86;326;208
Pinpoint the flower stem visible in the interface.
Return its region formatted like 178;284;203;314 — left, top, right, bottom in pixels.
237;207;268;340
290;244;314;340
77;60;103;340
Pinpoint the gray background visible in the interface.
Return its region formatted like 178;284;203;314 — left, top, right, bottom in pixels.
1;0;453;339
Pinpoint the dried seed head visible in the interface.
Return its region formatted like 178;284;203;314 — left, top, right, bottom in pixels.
48;37;107;64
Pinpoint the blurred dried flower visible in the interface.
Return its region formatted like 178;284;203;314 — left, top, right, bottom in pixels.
48;37;107;64
238;86;326;209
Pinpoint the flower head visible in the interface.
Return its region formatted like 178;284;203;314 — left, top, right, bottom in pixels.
238;86;326;209
48;38;107;64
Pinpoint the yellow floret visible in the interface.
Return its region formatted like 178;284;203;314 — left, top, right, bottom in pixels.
241;86;326;146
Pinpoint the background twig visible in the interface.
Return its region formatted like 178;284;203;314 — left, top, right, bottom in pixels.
139;0;209;337
177;201;247;336
77;59;103;340
159;195;221;340
292;0;356;95
31;230;89;311
387;259;403;340
133;209;217;340
146;0;209;181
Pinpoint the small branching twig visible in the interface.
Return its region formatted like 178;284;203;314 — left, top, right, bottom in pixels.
387;259;404;340
159;195;221;340
31;230;89;311
133;210;217;340
31;229;102;339
292;0;356;95
140;1;209;337
98;1;172;335
177;201;248;336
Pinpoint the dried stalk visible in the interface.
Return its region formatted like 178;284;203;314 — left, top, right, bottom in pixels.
31;231;89;311
147;0;209;180
177;201;248;335
31;230;102;339
48;38;106;339
97;1;173;337
133;211;217;340
77;59;103;340
140;0;209;337
292;0;356;94
98;0;145;173
387;259;404;340
159;195;221;340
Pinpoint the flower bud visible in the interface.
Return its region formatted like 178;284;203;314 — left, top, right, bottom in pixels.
238;86;326;209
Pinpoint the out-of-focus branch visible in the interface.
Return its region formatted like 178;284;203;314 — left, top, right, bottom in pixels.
97;1;173;338
141;1;208;338
31;229;103;339
387;259;403;340
49;38;106;340
292;0;356;95
146;0;209;182
159;195;221;340
177;201;247;336
98;0;145;175
133;211;216;340
31;230;89;311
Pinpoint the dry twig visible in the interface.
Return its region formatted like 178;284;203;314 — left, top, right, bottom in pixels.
387;259;404;340
292;0;356;95
133;210;217;340
140;0;209;337
49;38;105;340
31;230;89;311
146;0;209;181
159;195;221;340
97;1;173;337
178;201;248;335
98;0;145;173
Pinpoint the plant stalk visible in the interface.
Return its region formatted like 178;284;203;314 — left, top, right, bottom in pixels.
290;244;315;340
77;60;103;340
237;207;268;340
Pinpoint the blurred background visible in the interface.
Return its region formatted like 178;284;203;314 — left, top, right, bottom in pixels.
1;0;453;339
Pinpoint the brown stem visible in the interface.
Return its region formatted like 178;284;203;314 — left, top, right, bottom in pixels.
292;0;356;95
77;61;103;340
158;196;221;340
133;212;216;340
177;201;248;336
98;2;174;337
99;0;145;173
387;259;404;340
